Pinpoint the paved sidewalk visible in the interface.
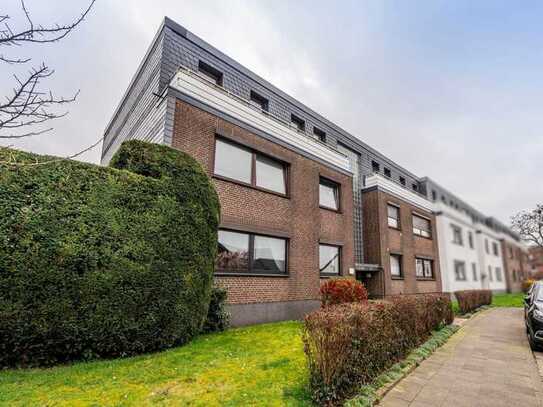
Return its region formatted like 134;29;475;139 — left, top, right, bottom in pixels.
380;308;543;407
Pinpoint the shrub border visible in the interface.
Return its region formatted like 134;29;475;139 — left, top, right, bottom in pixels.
343;324;459;407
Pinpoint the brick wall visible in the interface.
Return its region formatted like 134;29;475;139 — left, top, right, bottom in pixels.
501;241;526;293
362;188;442;296
172;99;355;306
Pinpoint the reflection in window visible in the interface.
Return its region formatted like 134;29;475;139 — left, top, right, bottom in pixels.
416;258;433;278
253;235;286;273
319;178;339;210
390;254;402;277
319;244;340;275
214;139;252;183
256;155;286;194
413;215;431;238
387;204;400;228
216;230;287;275
216;230;249;273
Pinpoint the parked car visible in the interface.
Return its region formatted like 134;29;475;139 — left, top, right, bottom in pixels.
525;281;543;350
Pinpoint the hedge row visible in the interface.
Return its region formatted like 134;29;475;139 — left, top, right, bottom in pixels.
0;140;220;367
454;289;492;314
303;294;454;405
320;278;368;307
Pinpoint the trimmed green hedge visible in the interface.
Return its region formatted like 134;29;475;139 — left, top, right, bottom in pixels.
0;140;220;367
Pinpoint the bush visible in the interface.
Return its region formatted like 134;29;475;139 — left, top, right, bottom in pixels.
454;289;492;314
0;140;220;367
320;278;368;307
522;279;535;294
202;286;230;334
303;294;453;405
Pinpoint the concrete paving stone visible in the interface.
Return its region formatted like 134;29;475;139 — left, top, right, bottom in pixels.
377;396;411;407
380;308;543;407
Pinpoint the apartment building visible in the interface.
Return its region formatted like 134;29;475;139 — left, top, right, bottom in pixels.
101;17;443;323
422;178;528;294
529;247;543;277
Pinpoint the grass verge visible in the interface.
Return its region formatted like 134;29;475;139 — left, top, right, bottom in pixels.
0;321;311;407
343;325;459;407
452;292;525;316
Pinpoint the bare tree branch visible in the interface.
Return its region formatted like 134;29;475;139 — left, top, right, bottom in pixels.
0;0;95;46
0;54;30;63
0;134;104;167
512;205;543;248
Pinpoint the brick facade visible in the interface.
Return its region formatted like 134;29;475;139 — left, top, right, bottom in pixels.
361;188;442;297
501;240;527;293
172;99;355;324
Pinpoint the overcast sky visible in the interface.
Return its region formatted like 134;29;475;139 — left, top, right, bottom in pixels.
1;0;542;225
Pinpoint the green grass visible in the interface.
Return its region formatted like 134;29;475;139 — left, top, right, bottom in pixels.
492;292;525;308
0;321;311;407
452;292;525;316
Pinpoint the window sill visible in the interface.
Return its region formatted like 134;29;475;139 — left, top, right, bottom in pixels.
388;226;401;231
391;276;404;280
319;205;342;214
320;273;341;279
215;272;289;278
413;233;433;241
212;174;290;199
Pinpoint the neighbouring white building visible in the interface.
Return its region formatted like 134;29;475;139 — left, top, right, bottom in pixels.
421;177;522;294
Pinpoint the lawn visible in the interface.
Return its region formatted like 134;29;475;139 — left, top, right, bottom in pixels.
492;292;525;308
0;321;311;407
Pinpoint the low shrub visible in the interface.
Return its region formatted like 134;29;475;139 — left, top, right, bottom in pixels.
320;278;368;307
454;289;492;314
202;286;230;334
303;294;453;405
0;140;220;367
522;279;535;294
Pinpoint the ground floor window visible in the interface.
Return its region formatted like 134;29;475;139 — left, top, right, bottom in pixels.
416;258;434;279
319;244;341;276
216;229;287;275
454;260;467;281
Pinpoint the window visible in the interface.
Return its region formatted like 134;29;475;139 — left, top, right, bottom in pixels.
399;176;406;186
485;239;489;254
495;267;502;282
431;190;437;201
216;229;287;275
249;90;269;112
416;258;434;279
198;60;223;86
256;155;287;194
387;204;400;229
454;260;467;281
468;231;474;249
452;225;463;245
492;242;499;257
372;160;380;173
290;114;305;132
390;254;402;278
413;214;431;238
472;263;478;281
319;244;340;275
412;183;419;192
384;167;391;178
313;127;326;143
319;178;340;211
488;265;493;281
214;138;287;195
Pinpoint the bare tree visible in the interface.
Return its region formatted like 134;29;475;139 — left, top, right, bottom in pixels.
0;0;94;142
511;204;543;248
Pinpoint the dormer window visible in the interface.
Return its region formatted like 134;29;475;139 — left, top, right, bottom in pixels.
290;114;305;132
198;60;223;86
399;176;406;186
372;161;380;173
313;127;326;143
412;183;419;192
249;90;269;112
384;167;391;178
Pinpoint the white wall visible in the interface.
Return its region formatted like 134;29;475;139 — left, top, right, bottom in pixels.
434;202;507;293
